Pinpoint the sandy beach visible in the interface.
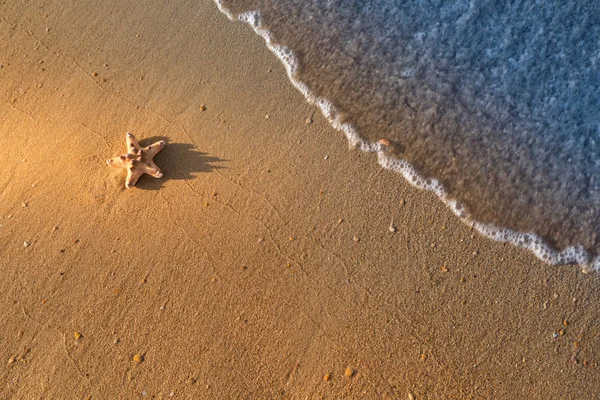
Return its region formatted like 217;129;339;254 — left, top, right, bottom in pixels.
1;1;599;398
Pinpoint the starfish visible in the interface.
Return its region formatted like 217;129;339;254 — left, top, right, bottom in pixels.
106;132;166;188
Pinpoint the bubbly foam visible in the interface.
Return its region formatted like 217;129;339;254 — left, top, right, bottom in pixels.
213;0;599;273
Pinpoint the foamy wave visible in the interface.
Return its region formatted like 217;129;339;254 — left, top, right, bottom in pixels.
213;0;598;274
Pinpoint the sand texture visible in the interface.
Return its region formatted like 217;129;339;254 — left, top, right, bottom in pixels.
1;1;599;399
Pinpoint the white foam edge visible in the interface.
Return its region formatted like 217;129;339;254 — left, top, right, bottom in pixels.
213;1;599;274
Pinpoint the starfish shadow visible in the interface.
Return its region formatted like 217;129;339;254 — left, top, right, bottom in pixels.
134;136;226;190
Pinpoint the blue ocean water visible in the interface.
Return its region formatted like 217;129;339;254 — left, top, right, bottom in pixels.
215;0;600;270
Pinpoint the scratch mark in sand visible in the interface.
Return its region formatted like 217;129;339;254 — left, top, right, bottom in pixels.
180;124;287;226
18;303;106;399
7;102;37;122
180;179;284;256
81;124;111;150
157;191;224;282
61;332;88;381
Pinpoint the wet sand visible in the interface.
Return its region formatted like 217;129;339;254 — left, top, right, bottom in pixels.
1;1;599;398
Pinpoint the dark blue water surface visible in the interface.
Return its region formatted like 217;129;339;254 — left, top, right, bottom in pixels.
217;0;600;260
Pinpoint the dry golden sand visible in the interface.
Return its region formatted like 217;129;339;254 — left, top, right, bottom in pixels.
1;1;599;398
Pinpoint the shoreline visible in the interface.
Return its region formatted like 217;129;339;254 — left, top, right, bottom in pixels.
1;1;599;398
214;1;598;273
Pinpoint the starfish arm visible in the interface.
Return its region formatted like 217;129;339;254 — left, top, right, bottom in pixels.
106;155;127;168
126;132;141;154
142;162;163;178
125;167;144;188
144;140;166;158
